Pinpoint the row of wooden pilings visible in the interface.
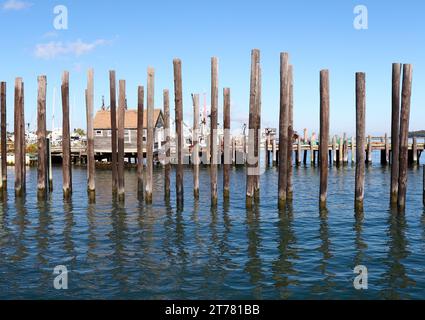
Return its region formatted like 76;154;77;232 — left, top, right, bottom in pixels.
0;51;416;213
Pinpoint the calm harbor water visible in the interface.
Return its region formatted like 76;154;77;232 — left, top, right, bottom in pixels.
1;156;425;300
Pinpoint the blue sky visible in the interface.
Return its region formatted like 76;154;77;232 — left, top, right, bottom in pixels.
0;0;424;136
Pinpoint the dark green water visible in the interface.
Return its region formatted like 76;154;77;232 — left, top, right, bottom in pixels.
0;159;425;299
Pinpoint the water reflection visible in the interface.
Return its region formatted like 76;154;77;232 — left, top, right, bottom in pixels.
272;204;299;299
380;209;415;299
245;203;263;299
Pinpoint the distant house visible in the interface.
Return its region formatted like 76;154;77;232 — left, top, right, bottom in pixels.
93;109;164;156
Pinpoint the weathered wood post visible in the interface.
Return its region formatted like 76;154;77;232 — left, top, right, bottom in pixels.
338;135;343;165
312;134;317;165
146;68;154;204
86;69;95;199
117;80;126;201
48;137;53;191
61;72;72;198
173;59;184;205
254;64;262;197
265;133;271;167
351;137;356;163
297;137;302;166
398;64;413;210
367;135;372;164
272;137;277;166
163;89;171;198
355;72;366;210
211;57;219;205
247;49;260;206
287;65;294;198
109;71;118;193
223;88;231;198
14;78;23;196
412;137;418;164
385;133;390;164
343;133;348;163
332;135;337;164
21;82;26;188
1;82;6;189
37;75;47;198
319;70;330;208
137;85;144;195
278;52;289;208
192;94;200;199
391;63;401;204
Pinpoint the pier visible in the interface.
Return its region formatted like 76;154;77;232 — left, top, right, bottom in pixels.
0;51;418;213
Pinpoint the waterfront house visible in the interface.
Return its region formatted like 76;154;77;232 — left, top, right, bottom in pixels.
93;108;165;158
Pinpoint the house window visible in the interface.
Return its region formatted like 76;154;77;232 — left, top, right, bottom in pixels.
124;130;131;143
107;130;112;137
95;130;103;137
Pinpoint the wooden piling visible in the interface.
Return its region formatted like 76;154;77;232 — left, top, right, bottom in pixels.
21;82;25;189
412;137;418;164
265;133;271;167
37;75;47;197
86;69;95;198
211;57;219;205
109;71;118;193
272;138;277;166
367;135;372;164
137;85;144;195
1;82;6;188
332;136;337;164
385;133;390;164
247;49;260;205
355;72;366;209
48;137;53;191
297;137;302;166
163;89;171;198
146;68;155;204
319;70;330;208
278;52;289;208
192;93;200;198
223;88;231;198
391;63;401;204
61;72;72;198
173;59;184;204
351;137;356;163
398;64;413;210
287;65;294;198
117;80;126;200
254;64;262;196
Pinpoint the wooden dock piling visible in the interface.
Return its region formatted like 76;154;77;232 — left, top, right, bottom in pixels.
367;135;372;164
254;64;262;197
117;80;126;200
412;137;418;164
1;82;6;189
192;94;200;198
247;49;260;205
287;65;294;198
109;71;118;193
278;52;289;208
319;70;330;208
223;88;231;198
210;57;219;205
61;72;72;198
86;69;95;198
164;89;171;198
391;63;402;204
355;72;366;209
173;59;184;204
146;68;155;204
37;76;47;197
137;85;144;195
398;64;413;210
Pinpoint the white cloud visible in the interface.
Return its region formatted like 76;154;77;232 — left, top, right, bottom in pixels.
2;0;32;11
34;39;110;60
